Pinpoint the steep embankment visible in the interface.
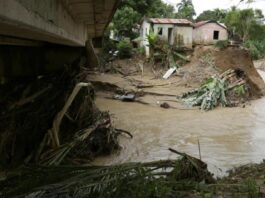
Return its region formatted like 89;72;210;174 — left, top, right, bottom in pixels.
181;46;265;97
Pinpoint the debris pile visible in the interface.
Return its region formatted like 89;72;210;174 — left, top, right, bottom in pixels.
0;65;131;169
2;148;264;197
178;69;248;110
0;148;214;197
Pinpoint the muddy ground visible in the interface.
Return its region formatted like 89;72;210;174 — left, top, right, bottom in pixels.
86;46;265;177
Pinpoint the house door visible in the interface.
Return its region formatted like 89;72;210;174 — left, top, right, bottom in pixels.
168;28;173;44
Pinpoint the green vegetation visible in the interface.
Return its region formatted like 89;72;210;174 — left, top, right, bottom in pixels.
2;149;265;197
137;46;146;55
244;39;265;60
102;29;117;54
244;179;259;198
234;84;246;96
112;6;140;39
0;150;214;198
225;8;264;42
179;69;247;111
223;7;265;59
146;29;158;48
112;0;175;39
175;0;196;20
215;40;229;50
180;76;228;111
147;31;189;68
196;9;227;22
117;39;133;59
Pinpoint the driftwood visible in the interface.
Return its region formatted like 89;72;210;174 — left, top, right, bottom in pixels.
136;81;180;89
49;82;92;148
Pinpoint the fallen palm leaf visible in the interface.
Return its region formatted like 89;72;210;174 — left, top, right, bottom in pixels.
0;148;214;198
178;69;247;110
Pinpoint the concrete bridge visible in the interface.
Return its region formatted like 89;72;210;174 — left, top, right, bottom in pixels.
0;0;120;46
0;0;120;79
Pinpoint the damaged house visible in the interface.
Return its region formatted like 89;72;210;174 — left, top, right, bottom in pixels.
193;20;228;45
140;18;193;57
140;18;228;57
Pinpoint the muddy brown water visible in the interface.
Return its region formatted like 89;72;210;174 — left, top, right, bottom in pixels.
93;70;265;177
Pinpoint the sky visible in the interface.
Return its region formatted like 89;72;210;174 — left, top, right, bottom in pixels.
163;0;265;16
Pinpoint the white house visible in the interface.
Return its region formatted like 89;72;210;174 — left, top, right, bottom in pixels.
193;20;228;45
140;18;193;57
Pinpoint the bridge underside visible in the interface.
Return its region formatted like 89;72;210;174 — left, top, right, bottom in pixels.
0;0;120;46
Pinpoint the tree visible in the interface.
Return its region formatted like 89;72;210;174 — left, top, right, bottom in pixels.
254;9;264;19
248;22;265;41
122;0;152;16
225;8;264;41
147;0;175;18
112;0;175;39
175;0;196;20
112;6;141;38
196;9;227;22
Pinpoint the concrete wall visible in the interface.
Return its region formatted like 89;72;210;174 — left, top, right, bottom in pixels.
174;26;193;48
153;24;174;43
153;24;193;48
140;21;193;57
140;20;151;57
193;23;228;45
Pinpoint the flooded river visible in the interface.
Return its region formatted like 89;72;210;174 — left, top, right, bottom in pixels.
94;70;265;176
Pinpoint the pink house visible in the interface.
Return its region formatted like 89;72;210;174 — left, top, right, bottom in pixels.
193;20;228;45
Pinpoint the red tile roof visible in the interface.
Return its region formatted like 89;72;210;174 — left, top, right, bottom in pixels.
149;18;193;26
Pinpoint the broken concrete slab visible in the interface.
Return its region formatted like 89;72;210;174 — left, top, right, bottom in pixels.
163;67;176;79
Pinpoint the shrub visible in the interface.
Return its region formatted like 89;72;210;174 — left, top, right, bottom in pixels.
102;37;117;54
117;39;133;59
215;40;229;50
137;46;145;55
244;40;265;60
147;29;158;48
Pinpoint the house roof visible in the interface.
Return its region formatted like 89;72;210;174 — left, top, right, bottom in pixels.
194;20;227;29
148;18;193;26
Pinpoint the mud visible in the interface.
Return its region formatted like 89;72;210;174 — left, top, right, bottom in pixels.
83;47;265;177
86;68;265;177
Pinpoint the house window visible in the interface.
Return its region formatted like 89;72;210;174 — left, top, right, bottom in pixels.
213;31;219;40
158;27;163;35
